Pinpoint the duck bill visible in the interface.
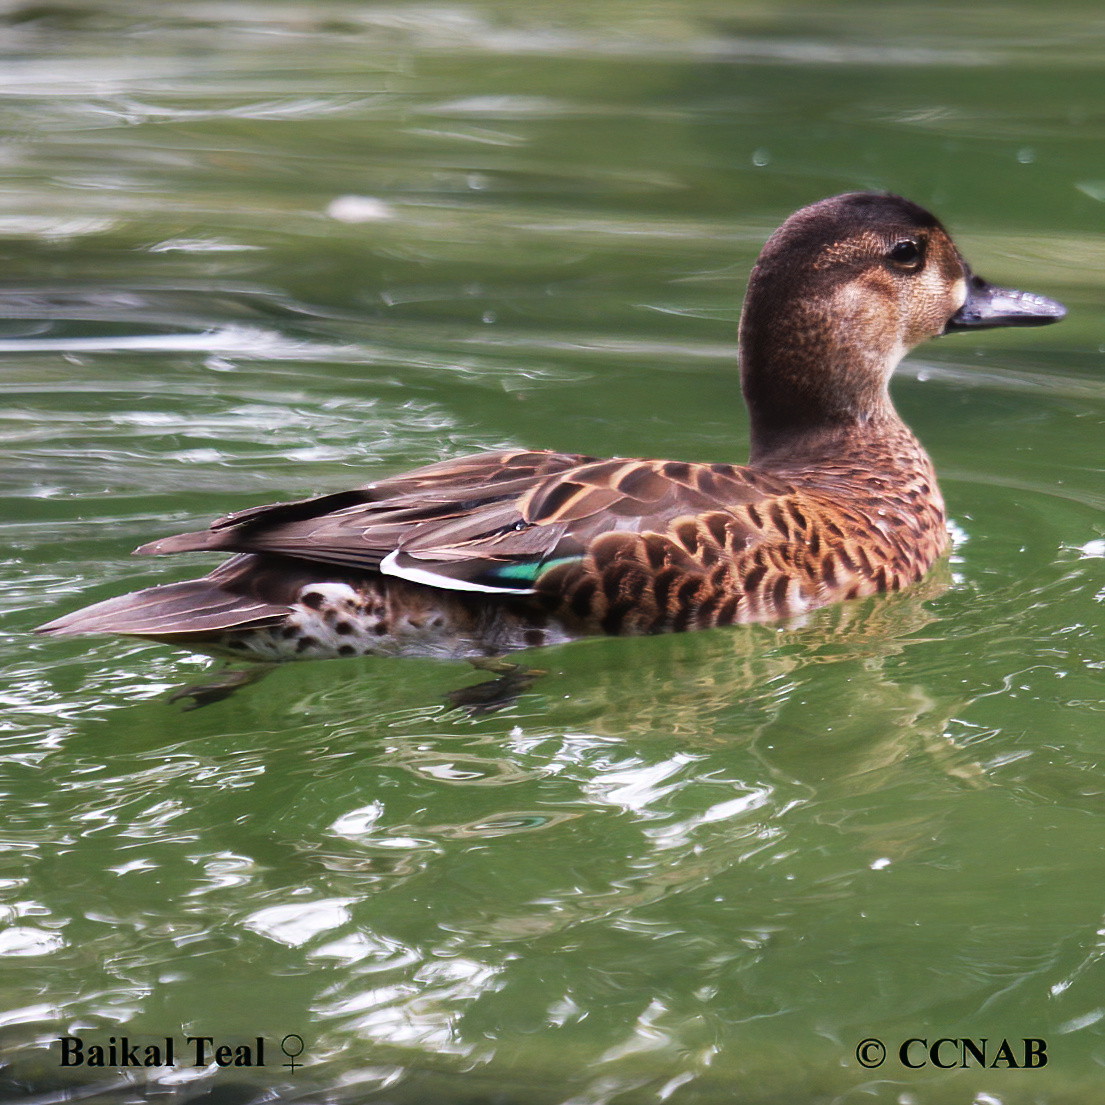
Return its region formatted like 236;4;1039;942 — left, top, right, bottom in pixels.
945;272;1066;332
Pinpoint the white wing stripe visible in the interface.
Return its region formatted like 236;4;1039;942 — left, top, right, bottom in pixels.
379;551;535;595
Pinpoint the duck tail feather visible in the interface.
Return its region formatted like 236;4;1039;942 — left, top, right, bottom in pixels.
35;579;289;640
133;530;222;556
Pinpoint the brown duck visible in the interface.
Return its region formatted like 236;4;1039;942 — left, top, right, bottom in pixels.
37;193;1065;661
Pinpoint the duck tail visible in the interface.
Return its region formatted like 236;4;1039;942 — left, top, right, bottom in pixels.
35;578;289;641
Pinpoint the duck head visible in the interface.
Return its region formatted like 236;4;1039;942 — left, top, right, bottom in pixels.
738;192;1065;463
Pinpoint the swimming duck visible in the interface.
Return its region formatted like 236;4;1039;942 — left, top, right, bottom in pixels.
37;193;1065;661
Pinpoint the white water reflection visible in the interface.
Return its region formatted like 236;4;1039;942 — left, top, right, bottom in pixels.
1;3;1102;1105
243;898;355;947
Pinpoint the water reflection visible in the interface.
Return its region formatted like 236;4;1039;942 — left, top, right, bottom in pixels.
9;535;1103;1101
4;1;1105;1103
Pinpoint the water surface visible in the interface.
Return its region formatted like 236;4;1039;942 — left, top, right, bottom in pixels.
2;3;1103;1104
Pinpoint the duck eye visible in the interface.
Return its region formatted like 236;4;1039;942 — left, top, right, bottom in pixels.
888;239;923;269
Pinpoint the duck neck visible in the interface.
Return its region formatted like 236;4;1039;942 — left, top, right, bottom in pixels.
739;304;905;468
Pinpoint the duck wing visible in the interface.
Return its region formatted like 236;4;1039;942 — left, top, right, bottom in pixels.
136;448;795;595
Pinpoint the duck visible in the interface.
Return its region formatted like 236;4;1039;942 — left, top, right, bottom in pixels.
37;193;1065;663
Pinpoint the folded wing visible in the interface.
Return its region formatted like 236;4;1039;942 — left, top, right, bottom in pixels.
133;449;795;595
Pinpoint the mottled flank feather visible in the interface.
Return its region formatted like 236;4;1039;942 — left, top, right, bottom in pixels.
37;193;1064;662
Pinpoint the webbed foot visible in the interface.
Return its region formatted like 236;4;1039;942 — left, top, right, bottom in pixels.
446;658;546;714
169;664;277;710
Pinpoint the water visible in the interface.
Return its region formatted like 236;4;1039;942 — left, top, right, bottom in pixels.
2;3;1103;1103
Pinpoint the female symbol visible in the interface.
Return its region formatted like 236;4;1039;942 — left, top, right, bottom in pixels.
281;1034;305;1072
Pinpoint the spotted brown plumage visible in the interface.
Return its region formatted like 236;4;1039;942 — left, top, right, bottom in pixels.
37;193;1066;662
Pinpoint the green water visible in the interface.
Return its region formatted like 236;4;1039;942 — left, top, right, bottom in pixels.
2;3;1103;1103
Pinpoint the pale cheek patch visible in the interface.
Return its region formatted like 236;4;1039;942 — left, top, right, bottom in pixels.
832;282;865;313
907;267;963;341
950;275;967;312
886;338;909;372
831;279;896;351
